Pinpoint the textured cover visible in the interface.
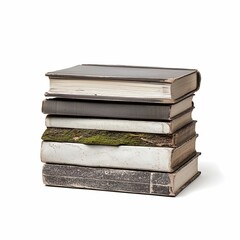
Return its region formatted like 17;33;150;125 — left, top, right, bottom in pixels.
42;98;194;120
42;121;196;147
42;154;201;197
41;135;197;172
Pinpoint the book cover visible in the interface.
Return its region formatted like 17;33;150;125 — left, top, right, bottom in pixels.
42;153;201;197
42;121;196;147
45;64;201;103
45;108;193;134
41;135;197;172
42;96;194;120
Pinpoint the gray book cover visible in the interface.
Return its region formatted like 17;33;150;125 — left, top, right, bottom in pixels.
42;97;194;120
45;64;201;103
42;153;201;197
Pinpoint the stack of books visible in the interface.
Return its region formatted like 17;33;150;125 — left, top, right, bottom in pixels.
41;64;201;197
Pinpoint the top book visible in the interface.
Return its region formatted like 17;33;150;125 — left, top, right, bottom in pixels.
45;64;201;103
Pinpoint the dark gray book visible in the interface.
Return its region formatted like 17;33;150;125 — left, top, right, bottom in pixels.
42;153;200;197
42;95;194;120
45;64;201;103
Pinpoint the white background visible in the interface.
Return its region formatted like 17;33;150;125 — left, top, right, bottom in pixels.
0;0;239;239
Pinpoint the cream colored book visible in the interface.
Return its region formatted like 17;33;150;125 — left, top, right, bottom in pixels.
45;109;193;134
41;136;197;172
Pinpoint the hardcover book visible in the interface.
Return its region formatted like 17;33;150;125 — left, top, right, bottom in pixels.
42;121;196;147
45;108;193;134
41;135;197;172
42;96;194;120
45;64;201;103
42;153;201;197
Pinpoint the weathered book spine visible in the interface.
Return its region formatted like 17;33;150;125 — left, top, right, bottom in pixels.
41;121;196;147
41;136;197;172
42;99;172;120
45;116;175;134
42;156;200;197
45;108;193;134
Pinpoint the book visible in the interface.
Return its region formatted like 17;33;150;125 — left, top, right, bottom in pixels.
41;135;197;172
45;64;201;103
42;96;194;120
45;108;193;134
42;121;196;147
42;153;201;197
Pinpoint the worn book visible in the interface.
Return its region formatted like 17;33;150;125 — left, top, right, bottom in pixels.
42;96;194;121
42;153;200;197
42;121;196;148
41;135;197;172
45;108;193;134
45;64;201;103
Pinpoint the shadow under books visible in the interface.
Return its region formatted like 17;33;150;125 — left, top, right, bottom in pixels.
179;160;224;197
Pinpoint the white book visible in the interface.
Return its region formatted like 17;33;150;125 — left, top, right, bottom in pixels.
41;136;197;172
45;109;193;134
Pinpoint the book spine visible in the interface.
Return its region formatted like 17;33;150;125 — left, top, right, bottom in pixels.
172;135;197;168
41;122;196;147
173;121;196;147
41;128;176;147
41;142;172;172
45;116;172;134
42;164;173;196
42;100;171;120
